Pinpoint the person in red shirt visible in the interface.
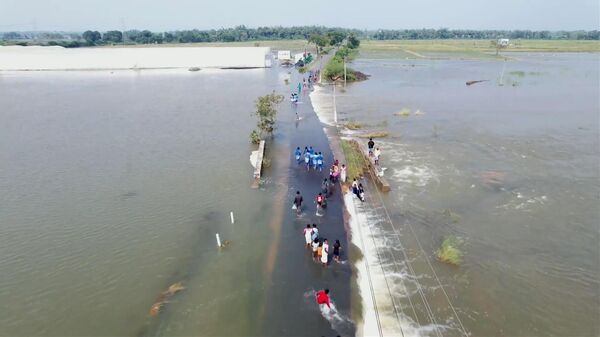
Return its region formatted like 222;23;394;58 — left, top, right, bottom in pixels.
316;288;331;309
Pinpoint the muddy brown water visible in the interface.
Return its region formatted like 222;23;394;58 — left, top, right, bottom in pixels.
0;66;352;336
311;52;599;336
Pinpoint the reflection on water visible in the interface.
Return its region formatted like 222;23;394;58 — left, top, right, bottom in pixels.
315;52;599;336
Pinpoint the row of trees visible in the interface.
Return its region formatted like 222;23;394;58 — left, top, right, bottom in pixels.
0;26;364;47
307;31;360;54
2;27;598;47
370;29;600;41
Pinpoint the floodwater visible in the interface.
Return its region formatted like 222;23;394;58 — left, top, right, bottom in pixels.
0;66;351;336
312;52;599;336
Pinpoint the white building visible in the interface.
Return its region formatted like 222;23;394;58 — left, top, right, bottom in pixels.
498;38;510;47
277;50;291;60
0;46;272;71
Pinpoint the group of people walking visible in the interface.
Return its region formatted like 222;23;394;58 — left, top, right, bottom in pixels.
303;224;342;267
292;143;345;267
295;146;325;171
297;70;319;95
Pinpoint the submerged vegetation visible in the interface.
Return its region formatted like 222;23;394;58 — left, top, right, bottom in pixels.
394;108;425;117
343;121;364;130
249;91;284;144
437;236;464;266
357;131;389;139
343;120;388;131
443;209;462;224
394;108;411;117
340;139;368;181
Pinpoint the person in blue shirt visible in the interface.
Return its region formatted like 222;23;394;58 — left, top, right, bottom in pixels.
311;151;318;169
295;147;302;163
317;152;324;171
304;151;311;170
308;146;313;155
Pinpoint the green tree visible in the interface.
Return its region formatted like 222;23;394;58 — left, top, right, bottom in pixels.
308;33;329;54
82;30;101;45
327;31;345;46
102;30;123;43
347;34;360;49
250;91;284;143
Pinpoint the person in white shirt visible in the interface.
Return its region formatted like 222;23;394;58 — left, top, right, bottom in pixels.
340;164;347;183
321;239;329;266
303;224;312;248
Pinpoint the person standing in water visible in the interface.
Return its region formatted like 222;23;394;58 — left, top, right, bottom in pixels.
312;238;319;261
304;150;311;171
374;147;381;165
316;289;331;309
321;178;329;195
295;147;302;164
317;241;323;262
316;152;324;171
316;192;325;216
333;240;342;262
293;191;303;214
368;138;375;157
311;224;319;242
304;224;312;248
311;150;318;170
321;239;329;266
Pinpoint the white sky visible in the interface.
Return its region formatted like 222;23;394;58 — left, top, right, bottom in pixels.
0;0;598;31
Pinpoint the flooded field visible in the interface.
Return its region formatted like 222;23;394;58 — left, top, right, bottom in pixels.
313;52;599;336
0;68;291;336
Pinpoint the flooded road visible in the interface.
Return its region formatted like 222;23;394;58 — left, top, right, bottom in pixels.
312;52;599;336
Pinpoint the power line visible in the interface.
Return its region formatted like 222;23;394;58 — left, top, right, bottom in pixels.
360;141;469;336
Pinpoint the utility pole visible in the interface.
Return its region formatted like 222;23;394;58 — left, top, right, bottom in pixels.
344;56;347;87
333;83;337;124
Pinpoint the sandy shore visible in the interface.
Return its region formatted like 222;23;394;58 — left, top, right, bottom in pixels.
0;46;271;71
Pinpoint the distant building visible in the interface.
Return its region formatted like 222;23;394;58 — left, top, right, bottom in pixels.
277;50;291;60
498;38;510;47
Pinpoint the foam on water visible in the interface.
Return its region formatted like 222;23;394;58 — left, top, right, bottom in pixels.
344;191;456;337
303;289;353;335
309;85;336;126
392;166;438;187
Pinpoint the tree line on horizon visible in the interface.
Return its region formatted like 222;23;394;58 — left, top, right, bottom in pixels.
1;26;598;48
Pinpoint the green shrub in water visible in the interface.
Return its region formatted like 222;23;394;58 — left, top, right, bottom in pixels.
437;236;463;266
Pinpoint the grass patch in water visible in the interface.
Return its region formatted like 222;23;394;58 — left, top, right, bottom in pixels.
344;120;389;130
341;139;368;180
443;209;462;224
358;131;389;138
437;235;463;266
344;121;364;130
394;108;411;117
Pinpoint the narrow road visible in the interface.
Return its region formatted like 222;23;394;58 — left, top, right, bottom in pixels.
260;53;355;336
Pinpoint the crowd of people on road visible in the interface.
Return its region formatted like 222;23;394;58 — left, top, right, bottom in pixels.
292;141;346;266
289;66;379;323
